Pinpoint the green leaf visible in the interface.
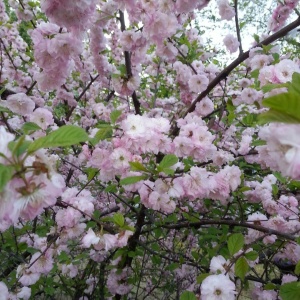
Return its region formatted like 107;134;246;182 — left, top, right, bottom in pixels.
261;83;287;93
242;113;258;126
110;110;122;123
228;233;244;256
8;136;31;157
90;126;113;146
113;213;125;227
157;154;178;172
273;171;286;184
117;64;127;76
280;282;300;300
28;125;89;153
120;175;147;185
196;273;210;284
0;106;11;113
294;260;300;275
239;186;252;192
272;184;278;196
235;256;249;280
129;161;148;172
180;291;197;300
253;34;260;43
262;44;274;53
0;164;13;192
22;122;42;134
86;168;98;181
289;72;300;95
264;283;277;290
250;69;259;79
251;139;266;146
104;184;117;193
166;263;179;271
258;109;300;124
161;168;175;175
261;92;300;123
245;251;258;261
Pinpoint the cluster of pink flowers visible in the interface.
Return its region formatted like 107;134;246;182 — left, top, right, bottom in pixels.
269;0;300;32
31;23;83;91
1;0;300;298
0;126;65;231
257;123;300;179
41;0;96;32
223;34;240;54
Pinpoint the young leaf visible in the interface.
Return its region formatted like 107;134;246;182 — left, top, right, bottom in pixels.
110;110;122;124
120;175;147;185
157;154;178;172
261;92;300;123
113;213;125;227
280;282;300;300
289;72;300;95
8;136;31;157
245;251;258;261
0;164;13;192
235;257;249;280
28;125;89;153
129;161;148;172
196;273;210;284
104;184;117;193
228;233;244;255
258;109;300;124
294;260;300;276
22;122;42;134
180;291;197;300
90;126;113;146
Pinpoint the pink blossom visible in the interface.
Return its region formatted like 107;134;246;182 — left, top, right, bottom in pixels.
144;191;176;213
56;207;82;228
17;287;31;300
143;11;179;44
116;230;134;248
107;269;131;296
258;123;300;179
223;34;239;54
5;93;35;116
210;255;231;275
82;228;117;251
188;74;209;93
282;274;298;284
0;282;9;300
61;264;78;278
183;167;211;200
29;108;54;130
195;97;214;116
0;126;14;163
175;0;200;14
41;0;96;31
82;228;100;248
273;59;300;83
17;265;40;286
217;0;235;21
249;54;273;70
240;88;262;105
29;252;54;274
201;274;236;300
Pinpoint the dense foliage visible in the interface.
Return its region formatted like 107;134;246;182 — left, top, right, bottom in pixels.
1;0;300;299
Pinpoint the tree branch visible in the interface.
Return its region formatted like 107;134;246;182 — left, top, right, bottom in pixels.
159;219;297;241
119;10;141;115
171;16;300;136
234;0;243;55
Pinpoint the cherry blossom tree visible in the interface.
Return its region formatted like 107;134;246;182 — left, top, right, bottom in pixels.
0;0;300;299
